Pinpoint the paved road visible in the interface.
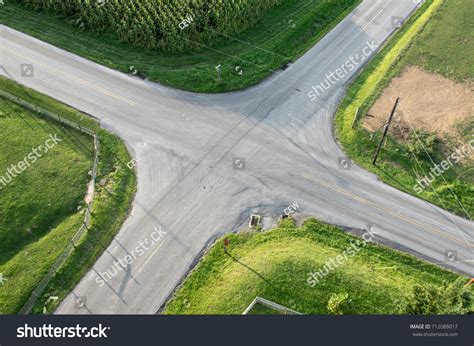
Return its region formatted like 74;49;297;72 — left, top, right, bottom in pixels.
1;0;473;314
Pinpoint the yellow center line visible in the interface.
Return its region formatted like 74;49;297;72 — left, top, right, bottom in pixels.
1;47;136;106
302;173;470;248
136;239;167;275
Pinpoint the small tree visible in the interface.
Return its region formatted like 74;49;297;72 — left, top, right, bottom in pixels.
400;278;472;314
327;292;350;315
407;130;437;159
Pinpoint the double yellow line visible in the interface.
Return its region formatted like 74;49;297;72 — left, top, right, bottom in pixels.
1;46;136;106
302;173;471;248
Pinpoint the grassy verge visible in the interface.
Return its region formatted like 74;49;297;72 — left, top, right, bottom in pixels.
0;0;360;93
0;77;136;314
334;0;473;217
164;219;469;314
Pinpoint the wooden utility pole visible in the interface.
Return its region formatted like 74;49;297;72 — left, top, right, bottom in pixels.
372;97;400;166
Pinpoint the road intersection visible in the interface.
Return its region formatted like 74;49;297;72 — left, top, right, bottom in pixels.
1;0;472;314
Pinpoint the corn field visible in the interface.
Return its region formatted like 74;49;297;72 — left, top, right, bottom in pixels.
16;0;282;52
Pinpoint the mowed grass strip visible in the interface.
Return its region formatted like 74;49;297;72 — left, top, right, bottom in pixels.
164;219;464;315
0;0;360;93
0;98;93;313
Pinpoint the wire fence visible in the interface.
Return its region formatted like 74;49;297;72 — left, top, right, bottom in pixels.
0;90;100;314
242;297;302;315
0;90;95;136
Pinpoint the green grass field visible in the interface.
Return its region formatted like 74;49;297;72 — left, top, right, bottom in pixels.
164;219;468;315
0;0;360;93
0;96;93;313
401;0;473;83
334;0;473;218
0;78;136;313
0;100;93;263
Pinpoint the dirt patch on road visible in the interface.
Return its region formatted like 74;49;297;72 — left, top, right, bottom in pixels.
364;66;473;138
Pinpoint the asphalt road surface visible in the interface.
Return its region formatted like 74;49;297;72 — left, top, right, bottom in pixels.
1;0;473;314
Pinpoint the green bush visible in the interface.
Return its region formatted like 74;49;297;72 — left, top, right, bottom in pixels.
400;278;472;314
327;292;350;315
407;130;437;159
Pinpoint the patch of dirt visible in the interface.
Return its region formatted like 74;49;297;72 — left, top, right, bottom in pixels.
85;180;94;205
364;66;473;138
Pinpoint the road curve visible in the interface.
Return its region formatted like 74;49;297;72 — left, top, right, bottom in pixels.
0;0;472;314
